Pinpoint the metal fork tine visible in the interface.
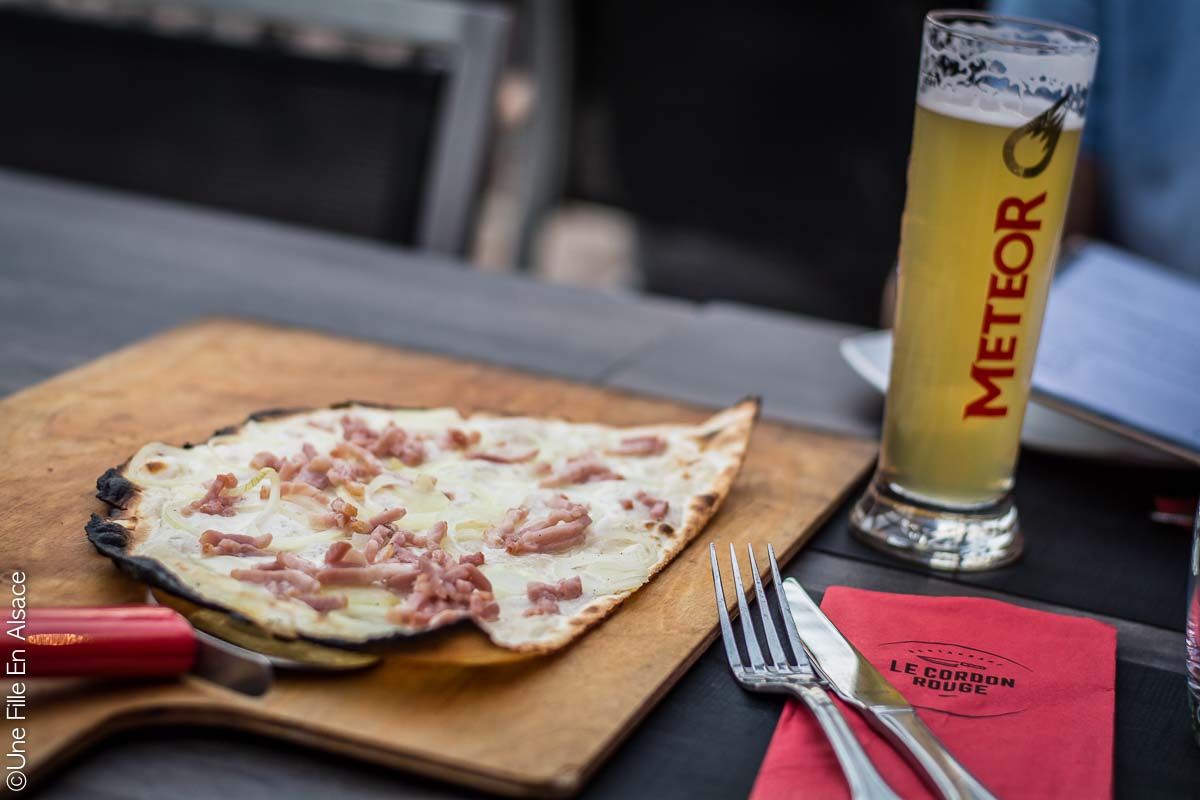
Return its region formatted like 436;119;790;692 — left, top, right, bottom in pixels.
767;543;808;666
746;545;787;668
709;544;744;672
727;544;765;669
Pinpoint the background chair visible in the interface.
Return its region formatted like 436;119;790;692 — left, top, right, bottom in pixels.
0;0;509;255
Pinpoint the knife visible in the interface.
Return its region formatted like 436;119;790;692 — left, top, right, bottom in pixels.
7;606;274;696
782;579;998;800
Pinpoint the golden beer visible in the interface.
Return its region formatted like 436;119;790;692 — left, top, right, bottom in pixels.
851;11;1097;570
879;103;1082;507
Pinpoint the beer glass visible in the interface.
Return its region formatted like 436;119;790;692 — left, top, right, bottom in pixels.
851;12;1098;570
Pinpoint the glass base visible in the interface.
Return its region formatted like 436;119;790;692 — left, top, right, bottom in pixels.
849;474;1023;572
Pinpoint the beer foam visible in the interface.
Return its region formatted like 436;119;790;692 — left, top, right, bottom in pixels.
919;18;1095;130
918;93;1085;131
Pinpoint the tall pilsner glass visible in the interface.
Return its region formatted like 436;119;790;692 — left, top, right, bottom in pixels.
851;12;1098;570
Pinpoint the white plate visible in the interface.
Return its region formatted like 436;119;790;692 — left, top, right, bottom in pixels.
839;329;1182;466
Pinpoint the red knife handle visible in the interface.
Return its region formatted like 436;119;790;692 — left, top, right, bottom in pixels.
4;607;198;678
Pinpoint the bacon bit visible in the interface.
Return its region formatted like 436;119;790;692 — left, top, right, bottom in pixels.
251;557;335;615
262;552;320;576
386;539;420;564
426;520;448;547
468;592;501;622
325;461;364;496
459;551;485;567
297;594;347;612
182;473;239;517
250;451;281;470
532;462;552;476
469;446;539;464
311;497;369;534
482;508;529;549
278;454;303;480
307;418;335;432
341;415;378;447
485;498;592;555
199;529;272;557
619;498;635;511
635;491;669;521
330;442;383;479
373;424;427;466
231;566;321;595
280;481;328;502
359;509;425;564
389;521;448;550
341;416;427;466
300;455;333;487
278;444;309;481
316;561;421;591
398;440;427;467
607;435;668;457
524;576;584;616
441;428;480;450
255;445;331;489
363;525;391;563
373;424;407;455
385;549;499;626
367;507;407;529
324;540;368;567
539;454;623;488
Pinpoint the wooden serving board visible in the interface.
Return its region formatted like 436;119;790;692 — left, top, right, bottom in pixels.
1;318;874;796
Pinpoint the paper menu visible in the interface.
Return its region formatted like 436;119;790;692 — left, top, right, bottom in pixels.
1032;242;1200;464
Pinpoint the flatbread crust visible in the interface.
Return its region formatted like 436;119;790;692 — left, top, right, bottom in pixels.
88;399;758;653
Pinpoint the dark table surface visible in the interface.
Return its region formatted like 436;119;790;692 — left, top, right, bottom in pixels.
3;168;1198;799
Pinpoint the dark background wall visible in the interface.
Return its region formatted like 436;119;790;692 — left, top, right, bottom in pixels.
568;0;975;325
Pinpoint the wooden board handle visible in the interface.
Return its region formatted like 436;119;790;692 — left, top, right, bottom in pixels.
6;607;197;677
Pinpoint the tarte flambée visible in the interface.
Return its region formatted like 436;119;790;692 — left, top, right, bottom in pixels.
88;399;757;652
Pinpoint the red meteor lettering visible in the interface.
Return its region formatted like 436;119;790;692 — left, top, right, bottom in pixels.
963;192;1045;419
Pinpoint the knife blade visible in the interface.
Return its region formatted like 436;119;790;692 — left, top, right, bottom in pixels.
149;589;380;672
782;579;997;800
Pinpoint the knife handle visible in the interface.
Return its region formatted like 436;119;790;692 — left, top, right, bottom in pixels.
871;707;998;800
3;607;198;678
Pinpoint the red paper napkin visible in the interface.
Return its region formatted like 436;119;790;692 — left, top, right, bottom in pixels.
750;587;1117;799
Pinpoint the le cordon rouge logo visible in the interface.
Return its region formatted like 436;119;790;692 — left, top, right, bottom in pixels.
880;640;1034;718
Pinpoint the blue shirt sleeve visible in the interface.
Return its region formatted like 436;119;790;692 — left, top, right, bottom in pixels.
989;0;1099;35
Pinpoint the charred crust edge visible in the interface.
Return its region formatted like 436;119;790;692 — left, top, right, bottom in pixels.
249;407;310;422
85;516;220;610
95;467;137;509
85;514;130;552
740;395;763;421
331;400;429;412
117;560;212;610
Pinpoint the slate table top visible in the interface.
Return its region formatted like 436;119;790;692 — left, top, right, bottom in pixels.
2;168;1196;799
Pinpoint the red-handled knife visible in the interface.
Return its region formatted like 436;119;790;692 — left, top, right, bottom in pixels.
3;606;273;696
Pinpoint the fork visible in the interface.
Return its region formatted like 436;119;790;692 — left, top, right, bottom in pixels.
710;543;901;800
